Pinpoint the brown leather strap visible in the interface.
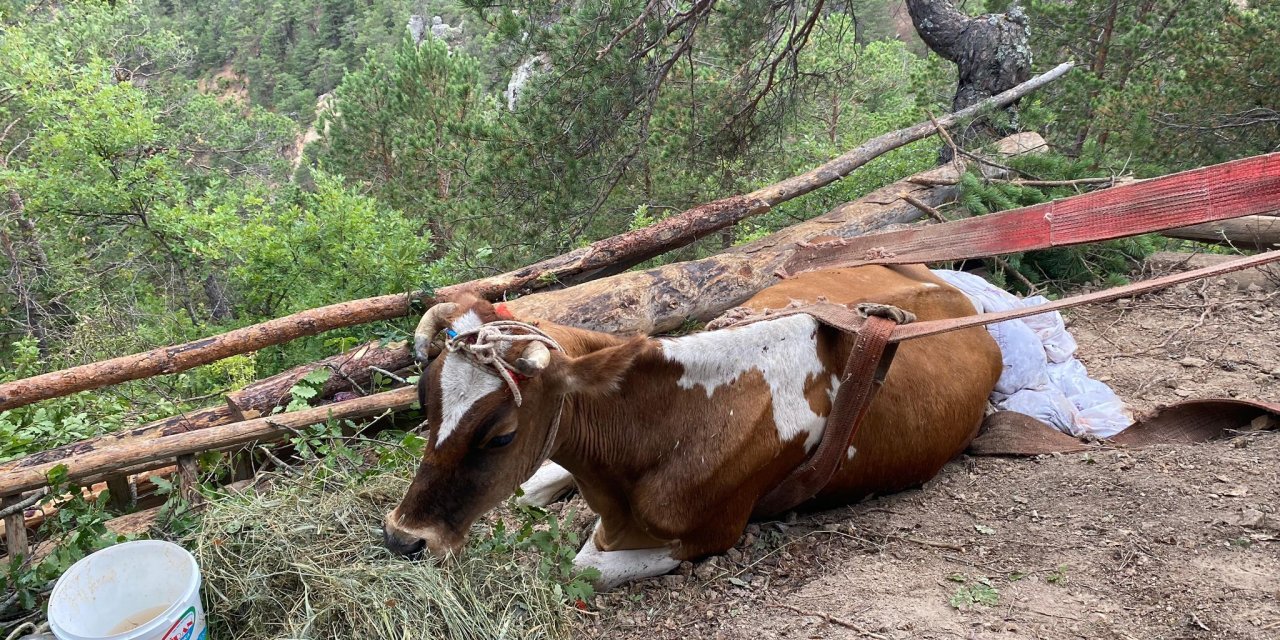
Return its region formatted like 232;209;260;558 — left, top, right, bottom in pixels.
888;249;1280;344
752;314;900;519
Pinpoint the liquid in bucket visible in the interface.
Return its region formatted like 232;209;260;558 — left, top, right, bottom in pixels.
47;540;207;640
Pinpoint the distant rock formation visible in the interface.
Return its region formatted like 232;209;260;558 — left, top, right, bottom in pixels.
505;54;549;111
408;14;461;45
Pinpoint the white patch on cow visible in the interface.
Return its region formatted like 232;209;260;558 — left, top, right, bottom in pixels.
436;351;502;448
450;310;484;334
847;445;857;460
574;519;681;591
518;461;576;506
661;314;830;450
922;282;940;288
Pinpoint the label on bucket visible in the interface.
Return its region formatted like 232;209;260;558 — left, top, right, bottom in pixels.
160;606;206;640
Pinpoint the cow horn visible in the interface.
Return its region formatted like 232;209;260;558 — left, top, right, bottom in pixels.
413;302;460;363
514;342;551;376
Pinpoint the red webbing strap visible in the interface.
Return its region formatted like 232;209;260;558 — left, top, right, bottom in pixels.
890;249;1280;344
783;153;1280;275
752;314;900;519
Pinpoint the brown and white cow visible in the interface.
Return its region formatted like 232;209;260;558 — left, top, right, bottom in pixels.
384;265;1002;589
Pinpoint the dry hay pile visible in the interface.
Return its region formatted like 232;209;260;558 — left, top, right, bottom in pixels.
186;462;574;639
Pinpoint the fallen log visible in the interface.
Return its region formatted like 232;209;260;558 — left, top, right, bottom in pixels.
0;341;406;477
0;62;1074;413
1162;215;1280;251
223;340;409;419
0;387;418;497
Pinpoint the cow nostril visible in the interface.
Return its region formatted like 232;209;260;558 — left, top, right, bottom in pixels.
383;528;427;558
403;537;426;558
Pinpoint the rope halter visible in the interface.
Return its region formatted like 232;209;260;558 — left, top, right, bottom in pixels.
442;319;567;476
443;320;565;406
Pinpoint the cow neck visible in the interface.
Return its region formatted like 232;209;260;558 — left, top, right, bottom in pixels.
539;329;677;476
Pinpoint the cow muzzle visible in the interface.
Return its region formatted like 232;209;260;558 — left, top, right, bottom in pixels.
382;511;464;559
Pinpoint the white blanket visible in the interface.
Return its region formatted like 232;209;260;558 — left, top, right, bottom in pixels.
932;270;1132;438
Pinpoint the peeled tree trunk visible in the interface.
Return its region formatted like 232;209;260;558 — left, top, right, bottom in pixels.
1162;215;1280;251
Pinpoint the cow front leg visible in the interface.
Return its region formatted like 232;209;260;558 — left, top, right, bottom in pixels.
573;520;681;591
518;461;576;507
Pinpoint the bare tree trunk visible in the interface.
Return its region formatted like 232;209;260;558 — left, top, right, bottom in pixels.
1;192;68;357
1162;216;1280;252
509;133;1047;333
905;0;1032;158
203;273;233;322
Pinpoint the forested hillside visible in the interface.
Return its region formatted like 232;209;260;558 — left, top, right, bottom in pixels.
1;0;1276;458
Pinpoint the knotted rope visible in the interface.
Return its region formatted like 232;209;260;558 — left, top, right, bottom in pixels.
444;319;567;472
444;320;564;407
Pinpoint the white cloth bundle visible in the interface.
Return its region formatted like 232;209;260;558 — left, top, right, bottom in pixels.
932;269;1133;438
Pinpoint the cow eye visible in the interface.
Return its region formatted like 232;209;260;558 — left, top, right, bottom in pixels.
486;432;516;449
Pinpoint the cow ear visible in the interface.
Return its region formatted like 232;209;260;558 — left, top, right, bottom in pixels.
551;338;645;396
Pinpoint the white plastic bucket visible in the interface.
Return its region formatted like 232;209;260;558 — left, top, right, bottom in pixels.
48;540;207;640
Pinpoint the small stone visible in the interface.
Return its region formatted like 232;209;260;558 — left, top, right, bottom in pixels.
1216;278;1228;286
1234;508;1266;528
1249;414;1277;431
694;558;722;581
726;547;744;563
1180;356;1207;368
659;574;686;588
1174;389;1193;398
1246;283;1263;293
677;560;695;577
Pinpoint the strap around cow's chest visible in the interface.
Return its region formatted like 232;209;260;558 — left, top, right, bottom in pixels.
718;303;909;519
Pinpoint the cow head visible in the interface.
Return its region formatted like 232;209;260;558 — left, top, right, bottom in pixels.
383;296;639;559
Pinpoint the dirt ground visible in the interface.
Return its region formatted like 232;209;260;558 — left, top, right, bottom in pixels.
573;274;1280;639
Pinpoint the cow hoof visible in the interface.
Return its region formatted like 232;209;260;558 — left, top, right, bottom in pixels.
518;461;576;507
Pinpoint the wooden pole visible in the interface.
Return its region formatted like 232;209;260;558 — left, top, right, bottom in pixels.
0;387;418;497
0;62;1074;413
1;493;34;561
507;133;1047;333
1162;215;1280;251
